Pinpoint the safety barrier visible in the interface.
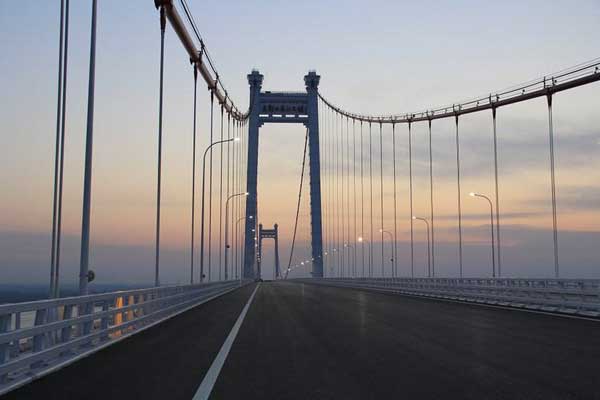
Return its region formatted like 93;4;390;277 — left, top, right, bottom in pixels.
298;277;600;317
0;280;248;395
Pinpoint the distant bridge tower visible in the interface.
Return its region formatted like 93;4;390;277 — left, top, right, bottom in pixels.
243;70;324;279
257;223;281;279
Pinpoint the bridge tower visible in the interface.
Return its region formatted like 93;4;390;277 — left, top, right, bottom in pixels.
243;70;324;279
257;224;281;279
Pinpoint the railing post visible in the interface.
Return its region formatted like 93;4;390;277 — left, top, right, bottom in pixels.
9;312;20;358
61;304;74;346
143;293;151;319
32;308;48;369
80;302;94;340
100;300;110;341
0;314;10;383
127;295;134;323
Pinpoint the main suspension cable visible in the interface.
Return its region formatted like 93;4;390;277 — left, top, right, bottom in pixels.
317;58;600;124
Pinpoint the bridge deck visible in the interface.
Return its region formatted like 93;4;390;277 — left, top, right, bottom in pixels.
6;282;599;399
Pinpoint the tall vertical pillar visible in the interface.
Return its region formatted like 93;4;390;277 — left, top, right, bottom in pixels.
305;71;324;277
274;223;280;279
243;70;263;279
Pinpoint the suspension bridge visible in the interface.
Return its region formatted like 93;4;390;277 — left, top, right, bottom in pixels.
1;1;600;399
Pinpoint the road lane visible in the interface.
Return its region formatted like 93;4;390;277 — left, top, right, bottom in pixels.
211;281;600;400
4;283;257;400
5;281;599;400
192;283;260;399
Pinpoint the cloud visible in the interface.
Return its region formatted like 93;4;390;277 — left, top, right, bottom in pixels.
548;184;600;211
323;124;600;181
434;211;545;221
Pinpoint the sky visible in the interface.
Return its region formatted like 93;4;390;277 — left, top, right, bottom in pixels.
0;1;599;287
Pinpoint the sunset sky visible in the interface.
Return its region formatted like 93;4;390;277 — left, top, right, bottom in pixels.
0;1;598;286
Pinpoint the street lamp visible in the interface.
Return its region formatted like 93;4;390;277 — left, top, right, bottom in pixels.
343;244;355;277
412;216;431;277
331;248;339;277
235;215;252;280
200;137;238;282
358;236;372;278
224;192;248;281
379;229;394;277
322;251;329;278
469;192;496;277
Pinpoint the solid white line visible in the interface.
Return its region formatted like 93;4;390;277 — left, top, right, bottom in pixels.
0;284;245;397
192;283;260;400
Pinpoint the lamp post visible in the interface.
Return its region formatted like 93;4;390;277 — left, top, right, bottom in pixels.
79;0;98;295
225;192;248;281
470;192;496;278
324;249;335;277
357;236;371;278
331;248;338;277
379;229;394;277
235;215;252;280
286;265;295;278
412;216;431;277
343;244;354;277
200;137;238;282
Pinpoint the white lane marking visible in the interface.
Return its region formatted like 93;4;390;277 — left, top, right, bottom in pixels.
192;283;260;400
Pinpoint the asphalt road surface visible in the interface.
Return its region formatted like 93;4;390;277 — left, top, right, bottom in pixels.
5;281;600;399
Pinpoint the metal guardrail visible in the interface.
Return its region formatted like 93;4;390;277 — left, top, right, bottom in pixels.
0;280;249;395
298;277;600;317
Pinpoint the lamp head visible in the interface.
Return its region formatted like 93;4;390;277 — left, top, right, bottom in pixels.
234;137;240;142
469;192;476;197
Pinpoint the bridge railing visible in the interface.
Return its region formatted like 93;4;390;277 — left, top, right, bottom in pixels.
298;277;600;317
0;279;247;395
